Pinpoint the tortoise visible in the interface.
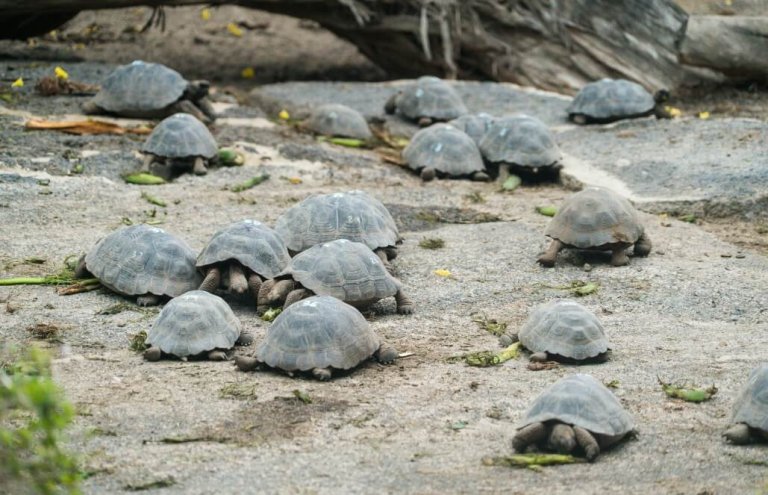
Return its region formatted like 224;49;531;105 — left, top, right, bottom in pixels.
384;75;468;126
75;224;201;306
258;239;413;315
197;220;291;308
304;103;372;140
723;364;768;444
567;78;670;125
448;112;496;144
274;190;400;270
402;123;489;182
538;186;652;267
514;300;610;363
82;60;216;123
512;374;635;461
144;290;253;361
235;295;398;380
140;113;218;176
478;114;561;177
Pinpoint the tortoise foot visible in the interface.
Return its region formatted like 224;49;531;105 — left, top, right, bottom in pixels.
235;356;260;372
312;367;332;381
143;346;162;361
208;350;228;361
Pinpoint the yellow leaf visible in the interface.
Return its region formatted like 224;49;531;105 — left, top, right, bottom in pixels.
664;105;681;118
54;66;69;80
200;8;211;20
227;22;243;37
278;109;290;120
434;269;452;278
241;67;255;79
698;111;710;120
11;78;23;88
287;177;302;184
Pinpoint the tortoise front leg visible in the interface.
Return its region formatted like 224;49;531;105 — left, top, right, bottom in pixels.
634;232;652;257
207;350;228;361
723;423;752;445
374;344;399;364
375;249;394;274
235;356;260;372
199;266;221;292
312;367;332;380
171;99;211;124
394;288;414;315
248;273;262;308
383;93;398;114
136;294;161;307
140;153;156;173
256;279;275;314
548;423;577;454
144;346;162;361
417;117;433;127
420;167;436;182
610;247;630;266
191;156;208;176
471;171;490;182
236;332;254;346
195;97;217;122
512;422;548;453
529;351;549;362
267;279;295;305
573;425;600;460
228;263;248;294
284;288;311;308
538;239;562;267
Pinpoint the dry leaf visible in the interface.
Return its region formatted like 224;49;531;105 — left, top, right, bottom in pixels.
434;269;452;278
25;119;152;136
35;76;99;96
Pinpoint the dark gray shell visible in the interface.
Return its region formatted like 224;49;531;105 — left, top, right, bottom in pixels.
402;124;485;176
197;220;290;278
448;113;496;144
568;79;655;121
256;295;380;371
393;76;468;121
545;187;644;248
274;190;399;254
282;239;400;304
518;374;634;436
92;60;188;113
305;104;372;139
519;300;609;360
147;290;241;357
478;115;560;167
141;113;217;159
84;224;200;298
731;364;768;432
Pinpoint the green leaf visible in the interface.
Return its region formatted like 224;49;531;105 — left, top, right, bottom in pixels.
501;175;521;191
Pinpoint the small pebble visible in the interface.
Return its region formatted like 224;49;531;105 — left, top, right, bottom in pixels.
583;263;592;272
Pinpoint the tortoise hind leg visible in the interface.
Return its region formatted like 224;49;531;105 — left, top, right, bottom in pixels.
248;273;262;308
208;350;228;361
235;356;260;372
471;171;490;182
144;346;162;361
284;288;311;308
512;422;548;453
723;423;752;444
420;167;436;182
312;367;332;380
191;156;208;176
136;294;161;306
256;279;276;314
573;426;600;461
140;153;157;173
375;249;394;274
394;289;414;315
610;247;630;266
199;266;221;292
538;240;562;267
633;232;652;257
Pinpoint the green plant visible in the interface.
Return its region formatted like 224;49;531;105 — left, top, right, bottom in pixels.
0;346;81;494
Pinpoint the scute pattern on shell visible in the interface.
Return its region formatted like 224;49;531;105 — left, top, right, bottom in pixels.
478;115;560;167
448;113;496;144
147;290;241;357
141;113;218;159
518;374;634;436
274;190;399;253
545;187;644;249
84;224;201;298
394;76;468;121
93;60;188;113
519;300;609;360
306;104;372;139
731;364;768;432
402;124;485;176
197;220;290;278
283;239;400;303
256;295;380;371
567;78;655;120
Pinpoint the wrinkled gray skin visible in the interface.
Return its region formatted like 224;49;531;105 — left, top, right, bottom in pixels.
258;239;414;315
402;123;489;182
512;374;635;461
144;290;253;361
723;364;768;444
567;78;669;124
538;186;652;268
140;113;218;176
74;224;201;306
82;60;217;123
305;103;372;140
235;296;398;380
384;75;468;126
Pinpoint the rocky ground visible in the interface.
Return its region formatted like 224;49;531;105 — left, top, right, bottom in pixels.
1;6;767;495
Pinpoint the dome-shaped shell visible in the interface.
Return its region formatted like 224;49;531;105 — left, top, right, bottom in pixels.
394;76;468;121
274;190;399;254
147;290;241;357
448;113;496;144
92;60;188;113
545;187;644;249
282;239;400;303
731;364;768;432
518;374;634;436
141;113;218;159
197;220;290;278
479;115;560;167
567;79;655;121
402;124;485;176
256;295;380;371
519;300;609;360
84;224;200;298
305;104;372;140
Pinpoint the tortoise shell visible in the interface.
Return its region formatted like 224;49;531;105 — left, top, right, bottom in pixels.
256;295;380;371
390;76;467;121
519;300;609;360
448;113;496;144
197;220;290;278
141;113;217;159
731;364;768;433
567;79;655;123
402;124;486;177
146;290;241;357
478;114;560;168
305;103;372;140
91;60;188;114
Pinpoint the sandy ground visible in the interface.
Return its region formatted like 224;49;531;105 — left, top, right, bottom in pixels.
1;6;768;495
